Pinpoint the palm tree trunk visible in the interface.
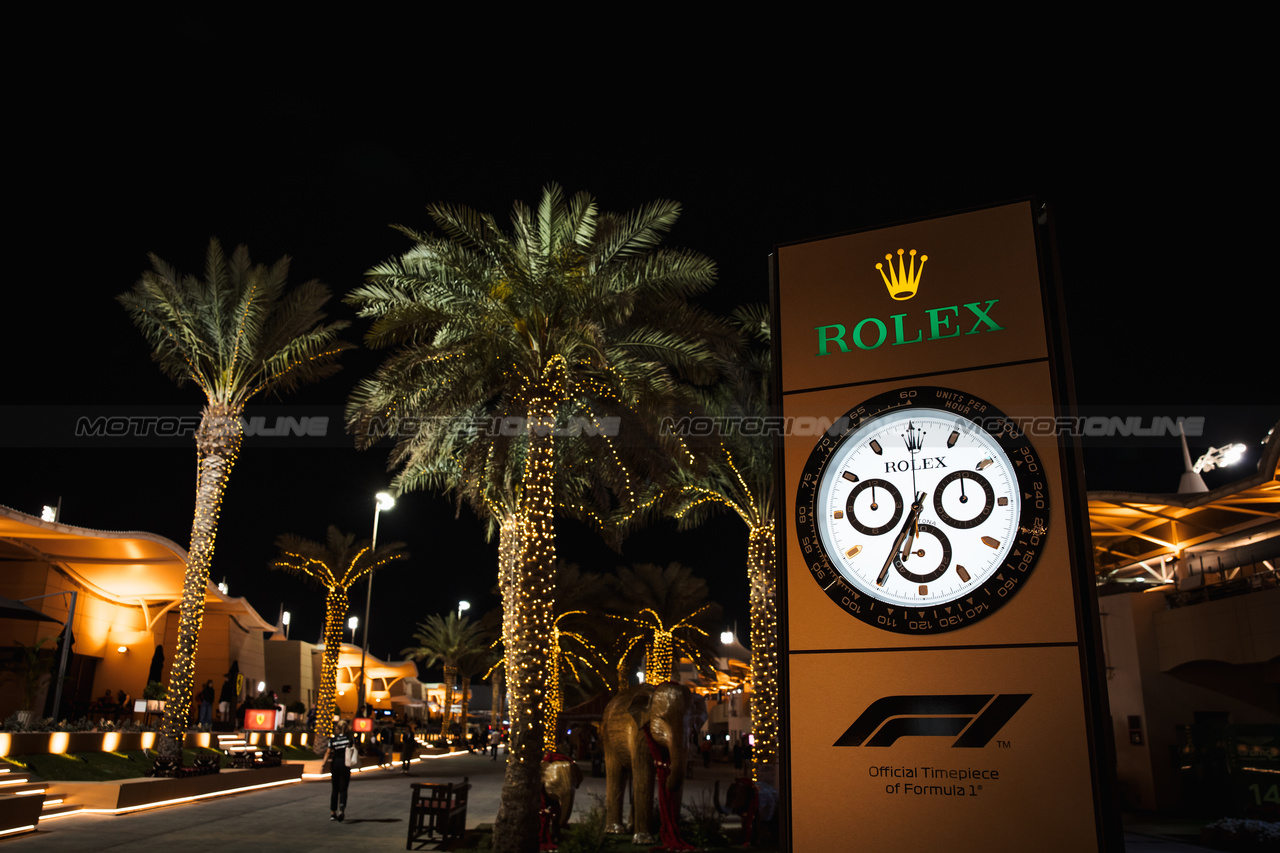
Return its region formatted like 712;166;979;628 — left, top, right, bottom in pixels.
316;588;348;740
459;675;471;746
492;397;557;853
747;520;778;786
442;664;457;739
159;404;242;761
490;666;504;732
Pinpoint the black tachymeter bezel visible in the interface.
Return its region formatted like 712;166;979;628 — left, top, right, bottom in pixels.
794;385;1050;635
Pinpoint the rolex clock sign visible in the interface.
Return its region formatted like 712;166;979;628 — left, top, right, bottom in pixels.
772;202;1117;851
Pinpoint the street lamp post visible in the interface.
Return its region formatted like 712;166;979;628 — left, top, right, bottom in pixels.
348;616;358;644
357;491;395;715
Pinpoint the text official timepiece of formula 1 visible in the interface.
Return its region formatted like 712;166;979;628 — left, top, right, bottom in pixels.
795;386;1049;634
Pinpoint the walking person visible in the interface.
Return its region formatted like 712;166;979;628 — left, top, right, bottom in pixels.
218;674;234;723
488;727;501;761
197;680;215;728
400;721;416;775
322;720;355;822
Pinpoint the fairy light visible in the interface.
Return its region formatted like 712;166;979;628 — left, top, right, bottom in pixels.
344;188;724;844
119;240;351;762
160;404;242;755
542;610;606;753
747;521;778;783
672;439;781;783
611;605;712;684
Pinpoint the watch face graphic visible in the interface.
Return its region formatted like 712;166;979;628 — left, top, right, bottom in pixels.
795;386;1049;634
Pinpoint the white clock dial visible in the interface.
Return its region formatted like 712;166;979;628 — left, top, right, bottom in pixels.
816;408;1019;607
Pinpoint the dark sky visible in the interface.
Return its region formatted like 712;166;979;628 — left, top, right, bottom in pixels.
5;18;1275;674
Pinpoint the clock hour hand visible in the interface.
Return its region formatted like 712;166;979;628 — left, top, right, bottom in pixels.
877;491;925;584
900;490;925;562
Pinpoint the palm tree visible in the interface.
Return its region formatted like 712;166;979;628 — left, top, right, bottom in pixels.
608;562;723;684
347;185;728;852
667;304;780;784
401;612;491;741
543;562;612;752
118;239;350;760
271;526;408;738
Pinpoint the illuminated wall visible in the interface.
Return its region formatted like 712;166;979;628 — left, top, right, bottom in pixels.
0;553;268;721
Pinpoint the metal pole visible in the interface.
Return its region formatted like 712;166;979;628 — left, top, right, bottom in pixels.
20;589;78;721
52;590;76;720
356;503;381;715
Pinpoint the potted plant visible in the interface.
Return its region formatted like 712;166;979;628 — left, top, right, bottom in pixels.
144;679;168;712
8;637;57;726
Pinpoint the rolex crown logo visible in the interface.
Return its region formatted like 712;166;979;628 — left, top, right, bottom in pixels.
904;421;924;452
877;248;927;301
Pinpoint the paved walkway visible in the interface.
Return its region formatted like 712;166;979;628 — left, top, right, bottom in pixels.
8;751;1219;851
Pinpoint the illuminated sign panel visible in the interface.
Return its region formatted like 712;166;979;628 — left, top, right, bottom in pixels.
244;709;277;731
773;202;1112;851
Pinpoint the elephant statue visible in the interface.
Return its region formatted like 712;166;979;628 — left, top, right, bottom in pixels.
541;756;583;826
601;682;708;845
715;777;779;845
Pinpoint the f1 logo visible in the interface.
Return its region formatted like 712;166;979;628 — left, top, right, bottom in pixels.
834;694;1030;748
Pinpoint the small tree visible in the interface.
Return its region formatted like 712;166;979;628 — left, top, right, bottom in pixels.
271;526;407;737
607;563;721;683
9;637;57;714
402;613;491;741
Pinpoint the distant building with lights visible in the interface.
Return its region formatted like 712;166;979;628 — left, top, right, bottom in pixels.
680;632;754;747
261;633;421;718
1088;420;1280;813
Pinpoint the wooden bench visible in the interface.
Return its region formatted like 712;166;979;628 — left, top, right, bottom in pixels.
406;777;470;849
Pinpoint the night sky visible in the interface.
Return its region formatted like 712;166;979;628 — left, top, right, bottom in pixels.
5;17;1274;679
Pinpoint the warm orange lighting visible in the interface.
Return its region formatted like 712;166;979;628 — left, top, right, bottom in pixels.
0;825;37;837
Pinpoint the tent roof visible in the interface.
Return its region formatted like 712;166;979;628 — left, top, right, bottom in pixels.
0;504;273;630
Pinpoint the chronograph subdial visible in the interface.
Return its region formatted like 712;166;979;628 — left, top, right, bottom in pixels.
892;523;952;583
933;470;996;530
845;478;904;536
